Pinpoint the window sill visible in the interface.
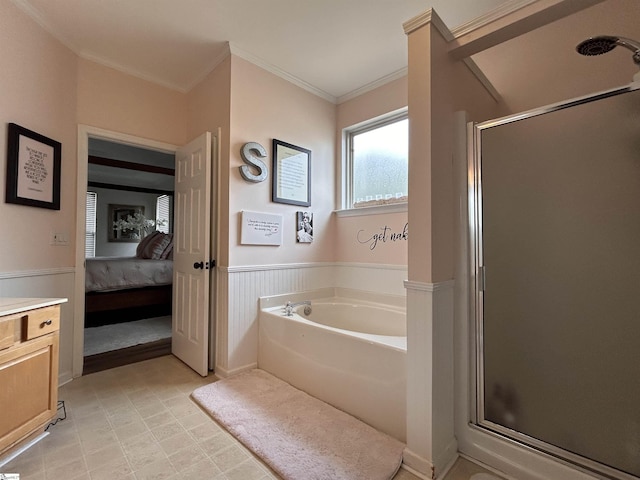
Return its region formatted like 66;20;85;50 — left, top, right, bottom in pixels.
334;202;407;217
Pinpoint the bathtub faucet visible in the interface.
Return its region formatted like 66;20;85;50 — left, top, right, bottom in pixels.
284;300;311;316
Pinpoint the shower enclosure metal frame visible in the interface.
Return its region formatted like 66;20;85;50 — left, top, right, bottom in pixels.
468;81;640;480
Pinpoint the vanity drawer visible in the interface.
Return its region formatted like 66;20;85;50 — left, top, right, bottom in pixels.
22;306;60;341
0;321;14;350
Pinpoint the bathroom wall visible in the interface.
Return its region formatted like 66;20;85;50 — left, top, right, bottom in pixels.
186;54;411;375
185;54;232;268
0;0;78;273
212;55;337;375
77;58;187;147
335;76;409;268
0;0;78;383
228;55;336;267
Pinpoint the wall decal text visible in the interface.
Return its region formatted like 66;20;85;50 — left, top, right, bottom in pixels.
357;223;408;250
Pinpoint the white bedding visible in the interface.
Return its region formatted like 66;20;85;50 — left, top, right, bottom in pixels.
85;256;173;293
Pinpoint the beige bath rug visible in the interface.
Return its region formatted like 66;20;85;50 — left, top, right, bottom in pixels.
191;369;405;480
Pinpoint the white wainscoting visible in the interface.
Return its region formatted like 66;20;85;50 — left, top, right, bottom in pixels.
0;268;76;385
404;279;456;479
215;262;407;377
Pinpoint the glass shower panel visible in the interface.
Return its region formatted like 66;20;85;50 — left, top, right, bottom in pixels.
479;87;640;478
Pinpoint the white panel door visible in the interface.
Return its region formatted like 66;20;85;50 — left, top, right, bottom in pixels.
172;132;212;376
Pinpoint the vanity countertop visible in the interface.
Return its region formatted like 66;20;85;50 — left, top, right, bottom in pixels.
0;298;68;319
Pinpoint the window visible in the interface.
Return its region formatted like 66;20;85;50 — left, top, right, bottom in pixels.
344;111;408;210
85;191;97;258
156;195;171;233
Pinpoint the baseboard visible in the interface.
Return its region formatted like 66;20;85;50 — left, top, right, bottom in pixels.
403;448;435;479
58;370;73;387
401;462;432;480
214;362;257;378
435;438;459;477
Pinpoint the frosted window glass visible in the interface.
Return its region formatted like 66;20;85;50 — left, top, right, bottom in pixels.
352;119;408;206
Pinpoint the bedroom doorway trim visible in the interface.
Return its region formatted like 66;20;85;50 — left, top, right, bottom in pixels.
74;125;179;378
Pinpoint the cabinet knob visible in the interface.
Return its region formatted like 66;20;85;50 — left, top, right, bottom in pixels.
41;319;53;328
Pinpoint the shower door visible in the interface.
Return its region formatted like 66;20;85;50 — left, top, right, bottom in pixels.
471;84;640;479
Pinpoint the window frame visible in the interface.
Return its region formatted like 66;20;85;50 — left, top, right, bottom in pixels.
339;108;408;216
155;194;172;234
85;191;97;258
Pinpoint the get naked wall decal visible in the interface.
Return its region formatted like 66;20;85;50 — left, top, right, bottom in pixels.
357;223;408;250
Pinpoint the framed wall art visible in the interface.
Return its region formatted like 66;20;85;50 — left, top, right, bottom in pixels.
5;123;62;210
272;139;311;207
109;204;145;242
296;211;313;243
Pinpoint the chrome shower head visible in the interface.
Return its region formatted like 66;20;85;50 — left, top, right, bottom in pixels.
576;35;640;66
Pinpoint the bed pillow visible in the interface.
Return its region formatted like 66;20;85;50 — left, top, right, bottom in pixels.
140;232;173;260
157;235;173;260
136;231;161;258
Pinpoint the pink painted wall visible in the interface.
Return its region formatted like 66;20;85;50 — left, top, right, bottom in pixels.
408;24;498;283
186;57;232;266
227;56;337;267
335;77;409;266
0;0;78;271
77;58;187;146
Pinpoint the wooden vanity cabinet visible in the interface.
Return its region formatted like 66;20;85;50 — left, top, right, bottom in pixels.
0;301;62;457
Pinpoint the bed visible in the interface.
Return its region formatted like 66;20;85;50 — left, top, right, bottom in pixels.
85;232;174;327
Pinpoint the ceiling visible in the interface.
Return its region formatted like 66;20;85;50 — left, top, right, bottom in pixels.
13;0;518;100
12;0;638;111
33;0;634;192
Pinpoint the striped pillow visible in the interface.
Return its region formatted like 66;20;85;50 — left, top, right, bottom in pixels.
138;232;173;260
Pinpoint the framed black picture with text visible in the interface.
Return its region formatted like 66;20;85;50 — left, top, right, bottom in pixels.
6;123;61;210
272;139;311;207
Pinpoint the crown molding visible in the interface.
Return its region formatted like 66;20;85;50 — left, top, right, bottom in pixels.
78;51;190;93
10;0;79;53
337;67;408;104
228;42;337;104
183;45;232;93
403;8;454;42
450;0;539;38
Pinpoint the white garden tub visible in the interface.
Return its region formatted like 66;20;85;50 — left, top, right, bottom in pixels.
258;288;407;441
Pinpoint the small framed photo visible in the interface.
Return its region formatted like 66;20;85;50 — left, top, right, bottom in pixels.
6;123;61;210
272;139;311;207
296;211;313;243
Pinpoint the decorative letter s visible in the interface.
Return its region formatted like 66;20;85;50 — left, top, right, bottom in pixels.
239;142;268;183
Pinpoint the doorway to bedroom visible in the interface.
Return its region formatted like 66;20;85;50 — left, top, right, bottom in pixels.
83;138;176;374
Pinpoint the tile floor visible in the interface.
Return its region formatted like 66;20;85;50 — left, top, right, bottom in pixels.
1;355;502;480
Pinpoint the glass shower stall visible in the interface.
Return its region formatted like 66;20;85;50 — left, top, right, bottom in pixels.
469;83;640;479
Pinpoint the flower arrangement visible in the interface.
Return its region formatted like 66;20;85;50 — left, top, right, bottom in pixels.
113;212;157;239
